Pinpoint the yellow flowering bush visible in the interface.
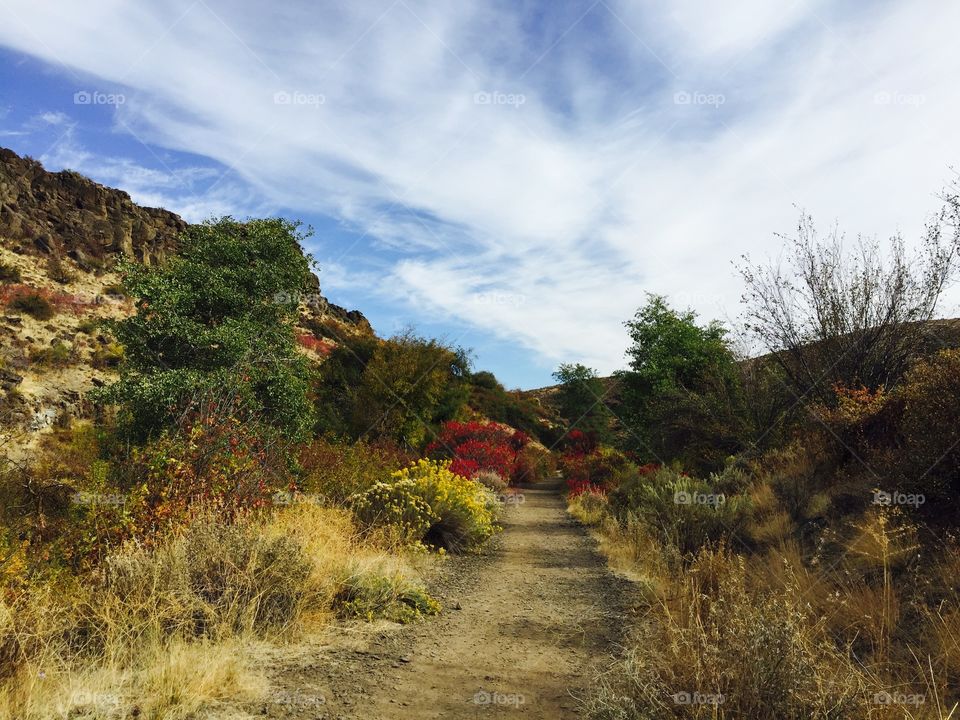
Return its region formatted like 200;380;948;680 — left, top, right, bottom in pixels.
353;459;498;553
351;478;438;545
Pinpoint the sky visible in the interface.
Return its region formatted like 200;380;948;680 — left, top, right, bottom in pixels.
1;0;959;389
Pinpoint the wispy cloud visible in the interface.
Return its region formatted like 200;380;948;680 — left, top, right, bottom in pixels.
1;0;958;378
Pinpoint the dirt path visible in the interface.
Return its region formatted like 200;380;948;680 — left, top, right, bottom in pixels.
249;481;634;719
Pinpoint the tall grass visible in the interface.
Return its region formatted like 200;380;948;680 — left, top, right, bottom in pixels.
0;504;436;719
572;484;960;718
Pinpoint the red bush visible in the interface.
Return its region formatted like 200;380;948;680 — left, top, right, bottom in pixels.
0;283;95;315
427;420;531;483
297;334;334;355
564;429;599;456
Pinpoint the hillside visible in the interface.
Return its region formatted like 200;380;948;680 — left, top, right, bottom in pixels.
525;318;960;422
0;148;371;461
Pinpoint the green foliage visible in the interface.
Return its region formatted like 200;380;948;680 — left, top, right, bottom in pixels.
465;374;548;442
9;292;55;320
552;363;612;440
29;341;73;367
336;568;440;623
98;217;316;441
893;349;960;512
470;370;501;390
46;254;74;284
90;341;125;369
298;438;413;506
619;295;745;473
609;466;750;556
76;316;101;334
314;330;470;447
352;479;438;544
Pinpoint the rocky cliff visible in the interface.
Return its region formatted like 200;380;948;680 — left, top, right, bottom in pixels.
0;148;186;268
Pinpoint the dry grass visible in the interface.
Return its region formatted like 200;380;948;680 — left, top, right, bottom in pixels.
0;638;264;720
575;495;960;718
0;503;436;718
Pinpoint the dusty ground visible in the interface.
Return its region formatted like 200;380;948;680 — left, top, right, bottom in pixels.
242;480;635;720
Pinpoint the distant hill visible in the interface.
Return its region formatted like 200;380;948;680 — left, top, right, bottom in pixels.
524;319;960;419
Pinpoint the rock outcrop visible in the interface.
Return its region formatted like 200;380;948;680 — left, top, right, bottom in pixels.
0;148;187;268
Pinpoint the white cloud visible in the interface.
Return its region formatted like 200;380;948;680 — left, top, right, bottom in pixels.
38;129;270;222
1;0;959;378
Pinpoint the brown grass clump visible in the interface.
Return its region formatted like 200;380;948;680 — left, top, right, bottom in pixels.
0;503;437;718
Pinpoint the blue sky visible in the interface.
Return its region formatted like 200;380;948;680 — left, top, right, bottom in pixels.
1;0;959;388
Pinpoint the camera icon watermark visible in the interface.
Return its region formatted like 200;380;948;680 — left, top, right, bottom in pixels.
672;691;724;705
873;91;925;107
473;91;526;108
271;291;327;309
872;490;925;508
472;690;525;707
72;492;126;507
674;490;725;507
472;291;526;308
273;90;325;107
73;90;126;106
673;90;725;108
873;691;925;706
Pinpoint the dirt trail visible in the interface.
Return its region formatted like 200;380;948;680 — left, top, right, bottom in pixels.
251;480;634;719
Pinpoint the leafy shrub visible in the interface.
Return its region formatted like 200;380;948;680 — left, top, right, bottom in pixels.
90;341;124;368
0;262;20;283
894;349;960;511
298;438;413;506
512;443;556;484
397;460;497;552
296;333;334;355
568;487;609;526
336;565;440;623
29;341;73;367
353;460;497;553
7;291;55;320
609;467;751;556
427;420;530;482
466;379;547;442
316;330;470;446
352;478;438;545
45;254;74;284
0;426;136;576
126;411;296;534
563;428;599;456
473;470;508;493
76;316;101;334
552;363;613;440
618;295;746;474
561;444;648;495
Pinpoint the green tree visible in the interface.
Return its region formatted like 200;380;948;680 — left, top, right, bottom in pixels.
314;329;470;447
100;217;316;440
552;363;612;440
619;295;745;472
